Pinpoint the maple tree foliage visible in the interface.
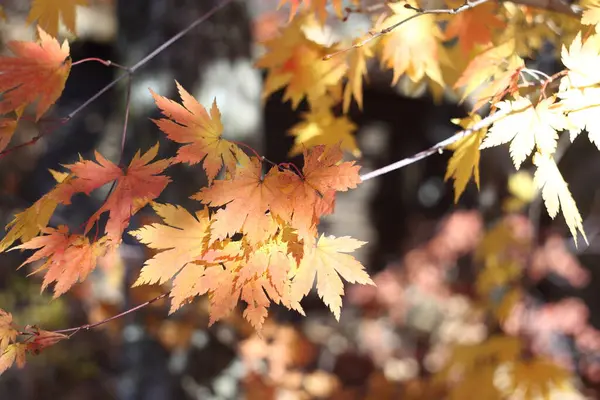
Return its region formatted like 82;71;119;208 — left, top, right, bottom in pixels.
2;0;600;396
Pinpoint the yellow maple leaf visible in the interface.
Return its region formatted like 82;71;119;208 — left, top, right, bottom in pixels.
533;152;587;244
343;42;374;113
560;32;600;88
130;202;212;287
256;13;347;109
0;310;17;353
454;40;523;112
494;358;578;399
288;98;360;157
377;1;444;86
0;169;71;253
480;97;569;170
444;115;487;202
27;0;88;37
290;234;373;321
558;86;600;149
0;343;27;375
581;0;600;26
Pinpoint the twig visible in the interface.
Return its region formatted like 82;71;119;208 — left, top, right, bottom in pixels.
360;108;510;181
53;292;169;337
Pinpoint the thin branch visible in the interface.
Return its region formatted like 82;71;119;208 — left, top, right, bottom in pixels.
53;292;169;336
118;76;133;167
360;108;511;181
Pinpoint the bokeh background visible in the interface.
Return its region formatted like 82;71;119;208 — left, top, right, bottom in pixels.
2;0;600;399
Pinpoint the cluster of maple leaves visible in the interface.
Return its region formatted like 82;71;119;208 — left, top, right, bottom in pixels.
2;0;600;395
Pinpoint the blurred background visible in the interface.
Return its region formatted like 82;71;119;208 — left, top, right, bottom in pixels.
2;0;600;399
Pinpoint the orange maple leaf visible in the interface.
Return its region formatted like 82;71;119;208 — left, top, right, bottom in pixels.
193;154;291;244
283;144;361;243
444;0;506;56
291;234;373;320
151;82;245;184
0;27;71;120
27;0;88;37
14;225;107;297
59;144;171;244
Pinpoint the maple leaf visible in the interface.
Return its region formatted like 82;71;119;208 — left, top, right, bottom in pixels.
444;115;487;202
151;82;244;184
25;327;68;354
0;310;17;353
581;0;600;25
193;154;288;244
560;32;600;88
495;358;575;399
238;242;303;330
343;42;374;113
454;40;523;112
14;225;108;297
278;0;348;22
290;234;373;320
558;86;600;149
377;1;444;86
256;13;348;109
480;97;569;169
283;144;361;243
27;0;88;37
444;0;505;56
288;98;360;157
0;343;26;375
0;27;71;120
533;153;587;244
59;144;171;244
0;117;18;153
0;169;71;252
130;202;212;287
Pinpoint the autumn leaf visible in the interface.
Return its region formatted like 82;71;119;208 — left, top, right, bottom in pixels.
284;144;362;243
0;310;17;353
0;27;71;120
444;115;487;202
343;42;374;113
278;0;348;22
0;117;18;153
480;97;569;170
14;225;108;297
288;98;360;157
454;40;523;112
25;328;68;354
581;0;600;25
495;358;575;399
27;0;88;37
0;343;27;375
290;234;373;320
0;169;71;252
377;1;444;86
256;13;347;109
557;86;600;149
560;32;600;88
444;0;505;56
151;82;244;184
130;202;212;287
193;154;289;244
59;144;171;245
533;153;587;244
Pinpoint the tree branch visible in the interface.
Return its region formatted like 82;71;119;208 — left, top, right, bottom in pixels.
360;108;511;181
53;292;169;337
